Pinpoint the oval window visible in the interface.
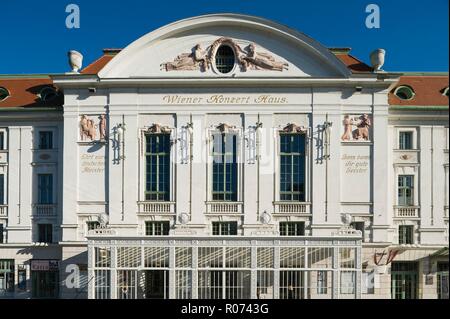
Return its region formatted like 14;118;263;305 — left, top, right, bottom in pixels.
40;87;58;102
215;45;235;74
394;86;415;100
0;87;9;102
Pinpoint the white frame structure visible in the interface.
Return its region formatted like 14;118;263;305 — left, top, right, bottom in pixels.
87;235;362;299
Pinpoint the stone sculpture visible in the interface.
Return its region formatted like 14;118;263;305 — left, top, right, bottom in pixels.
354;114;371;140
341;114;371;141
99;114;107;140
161;38;289;73
341;115;353;141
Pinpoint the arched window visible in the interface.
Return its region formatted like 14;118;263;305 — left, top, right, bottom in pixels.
0;87;10;102
394;86;415;100
215;45;235;74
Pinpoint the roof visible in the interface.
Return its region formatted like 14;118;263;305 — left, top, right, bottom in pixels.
0;77;63;109
389;75;449;107
81;49;121;75
329;48;373;73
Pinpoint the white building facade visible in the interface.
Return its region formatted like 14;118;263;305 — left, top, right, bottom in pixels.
0;14;448;299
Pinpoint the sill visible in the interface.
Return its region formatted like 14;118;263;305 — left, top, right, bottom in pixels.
341;141;373;146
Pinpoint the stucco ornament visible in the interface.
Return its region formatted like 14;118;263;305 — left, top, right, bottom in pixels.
99;115;107;140
281;123;308;133
147;123;172;134
161;38;289;73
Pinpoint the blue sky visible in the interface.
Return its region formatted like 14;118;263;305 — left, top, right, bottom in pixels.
1;0;448;74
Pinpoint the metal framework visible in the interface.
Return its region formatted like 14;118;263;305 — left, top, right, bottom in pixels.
87;236;362;299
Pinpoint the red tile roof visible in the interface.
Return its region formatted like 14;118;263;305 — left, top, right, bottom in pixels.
335;54;373;73
81;49;121;75
389;76;449;106
0;78;63;108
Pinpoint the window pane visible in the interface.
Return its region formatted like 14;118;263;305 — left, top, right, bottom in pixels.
145;134;170;201
38;174;53;204
279;134;306;202
399;132;413;150
212;133;237;202
39;131;53;150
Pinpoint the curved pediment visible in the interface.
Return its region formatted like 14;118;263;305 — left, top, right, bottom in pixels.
99;14;351;79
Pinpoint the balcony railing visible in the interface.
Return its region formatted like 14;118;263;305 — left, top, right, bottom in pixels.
206;202;243;214
273;202;311;214
33;204;57;217
0;205;7;217
394;206;420;218
138;201;175;214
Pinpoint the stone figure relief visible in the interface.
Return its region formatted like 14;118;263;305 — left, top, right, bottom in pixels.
341;114;372;141
242;43;289;71
79;114;107;142
161;37;289;73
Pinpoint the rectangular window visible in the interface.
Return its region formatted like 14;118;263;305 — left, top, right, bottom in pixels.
38;224;53;243
212;222;237;236
399;131;413;150
280;134;306;201
350;222;365;239
38;131;53;150
0;174;4;205
0;260;14;294
145;134;170;201
212;133;237;201
38;174;53;204
399;225;414;244
0;224;3;244
87;221;100;231
145;221;170;236
0;131;4;150
279;222;305;236
398;175;414;206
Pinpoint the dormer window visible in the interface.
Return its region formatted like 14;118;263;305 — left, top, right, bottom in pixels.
443;87;449;97
394;86;415;100
0;87;9;102
215;45;235;74
39;87;58;102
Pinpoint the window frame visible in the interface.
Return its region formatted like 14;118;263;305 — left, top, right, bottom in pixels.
211;132;239;202
214;45;236;74
279;222;305;236
37;223;53;243
37;174;53;205
145;221;170;236
398;131;413;150
398;175;414;206
0;173;4;205
144;133;171;202
0;129;7;150
398;225;414;245
278;132;307;202
212;221;238;236
38;131;54;150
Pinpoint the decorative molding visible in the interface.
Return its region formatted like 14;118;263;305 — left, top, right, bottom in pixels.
79;114;108;142
146;123;172;134
280;123;308;134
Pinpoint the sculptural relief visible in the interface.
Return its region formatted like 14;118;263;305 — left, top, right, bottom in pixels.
242;43;289;71
161;38;289;73
281;123;308;134
79;114;108;142
341;114;372;141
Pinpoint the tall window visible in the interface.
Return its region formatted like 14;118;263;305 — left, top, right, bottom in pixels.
0;260;14;294
0;224;3;244
0;174;4;205
0;131;4;150
38;174;53;204
212;222;237;236
145;134;170;201
399;131;413;150
280;134;306;201
38;131;53;150
399;225;414;244
279;222;305;236
212;133;237;201
38;224;53;243
398;175;414;206
145;221;170;236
